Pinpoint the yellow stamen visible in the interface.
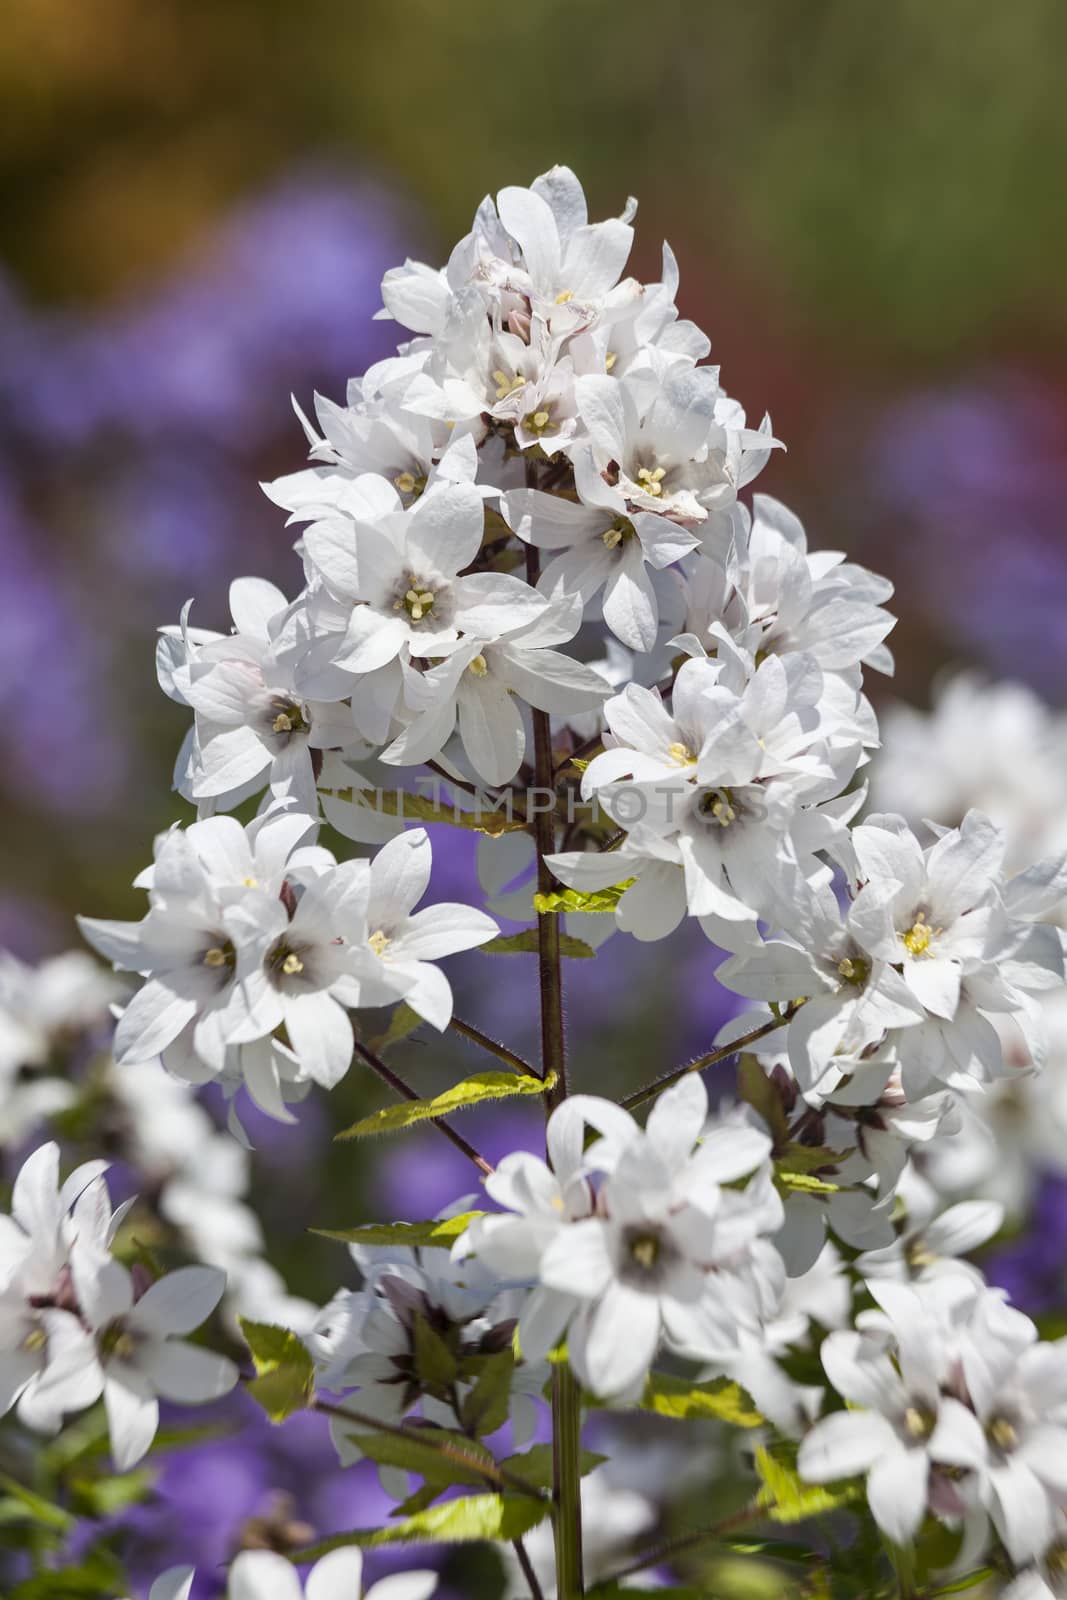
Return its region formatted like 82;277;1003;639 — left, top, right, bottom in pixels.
492;368;525;400
281;952;304;976
605;351;617;372
989;1416;1019;1452
630;1235;659;1269
636;466;667;497
272;711;293;733
394;471;416;494
467;654;489;678
837;956;870;986
554;289;575;304
368;930;391;958
23;1327;47;1353
900;912;936;958
532;410;550;430
903;1406;933;1441
203;946;229;968
666;741;695;766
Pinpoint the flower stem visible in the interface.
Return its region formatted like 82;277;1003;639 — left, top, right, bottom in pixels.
619;1012;793;1112
449;1015;539;1078
601;1498;765;1584
351;1038;495;1177
525;520;584;1599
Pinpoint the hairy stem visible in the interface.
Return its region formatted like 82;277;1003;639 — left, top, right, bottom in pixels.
352;1039;494;1177
449;1015;539;1078
525;513;584;1599
601;1498;765;1585
619;1012;793;1112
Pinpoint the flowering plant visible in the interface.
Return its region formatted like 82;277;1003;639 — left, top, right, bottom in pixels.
5;165;1067;1600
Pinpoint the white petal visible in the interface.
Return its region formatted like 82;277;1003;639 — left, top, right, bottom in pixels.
104;1366;160;1470
229;1550;305;1600
797;1409;895;1482
865;1444;929;1546
129;1266;227;1336
136;1338;238;1404
539;1219;614;1298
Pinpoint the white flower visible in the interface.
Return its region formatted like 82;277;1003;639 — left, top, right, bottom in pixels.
344;829;498;1029
226;1547;436;1600
162;579;361;817
798;1281;986;1547
302;481;546;674
382;594;610;784
43;1259;239;1470
501;482;699;652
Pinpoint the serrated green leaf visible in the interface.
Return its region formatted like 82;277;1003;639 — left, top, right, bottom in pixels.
345;1425;498;1489
737;1053;790;1145
239;1317;315;1422
641;1373;764;1427
496;1444;606;1489
775;1142;852;1176
755;1445;858;1523
321;785;527;837
460;1351;515;1437
481;930;594;959
291;1491;549;1557
336;1070;550;1140
312;1212;484;1248
532;881;634;914
368;1002;424;1053
413;1314;458;1391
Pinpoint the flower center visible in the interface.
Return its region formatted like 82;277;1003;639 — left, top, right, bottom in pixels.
628;1232;661;1271
100;1323;137;1362
554;289;575;304
203;940;236;970
268;942;305;979
987;1414;1019;1453
270;697;309;736
900;912;936;958
523;408;552;435
467;654;489;678
837;956;870;987
394;470;427;500
492;368;525;400
698;787;738;827
602;515;635;550
636;465;666;497
666;741;695;766
902;1404;935;1442
368;930;391;958
394;580;438;623
23;1326;47;1354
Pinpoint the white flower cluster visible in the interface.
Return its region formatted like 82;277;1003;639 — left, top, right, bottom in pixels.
461;1075;781;1397
49;165;1067;1592
79;818;496;1123
0;1142;237;1469
141;1551;436;1600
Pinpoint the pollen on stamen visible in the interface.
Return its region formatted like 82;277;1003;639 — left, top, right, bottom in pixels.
368;930;391;958
203;946;229;968
394;471;416;494
467;654;489;678
281;952;304;976
667;741;694;766
554;289;575;304
636;465;667;497
492;369;524;401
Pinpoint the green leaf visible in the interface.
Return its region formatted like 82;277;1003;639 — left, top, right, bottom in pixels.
755;1445;858;1524
775;1142;852;1176
346;1426;498;1489
368;1002;424;1053
737;1054;789;1145
775;1170;845;1195
413;1314;458;1391
0;1474;75;1532
532;881;634;914
481;930;594;959
641;1373;764;1428
460;1351;515;1437
291;1491;549;1557
69;1467;155;1517
311;1212;484;1248
496;1444;606;1489
930;1570;996;1596
336;1070;550;1140
321;784;527;837
239;1318;315;1422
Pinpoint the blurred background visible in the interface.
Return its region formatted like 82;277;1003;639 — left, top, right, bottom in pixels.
2;1;1067;1593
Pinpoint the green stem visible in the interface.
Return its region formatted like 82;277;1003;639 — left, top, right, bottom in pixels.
525;523;584;1599
601;1498;764;1585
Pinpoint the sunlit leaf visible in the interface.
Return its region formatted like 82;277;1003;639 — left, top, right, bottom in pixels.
336;1070;550;1140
